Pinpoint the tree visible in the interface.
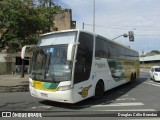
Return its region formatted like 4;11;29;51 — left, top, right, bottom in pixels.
36;0;62;32
0;0;61;52
150;50;160;54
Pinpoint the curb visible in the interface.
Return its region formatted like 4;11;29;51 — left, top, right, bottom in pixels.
0;75;29;93
0;82;29;93
0;87;29;93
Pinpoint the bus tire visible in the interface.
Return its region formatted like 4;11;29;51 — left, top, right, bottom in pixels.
95;80;104;99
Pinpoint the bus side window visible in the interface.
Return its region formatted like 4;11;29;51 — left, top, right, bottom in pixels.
81;55;86;72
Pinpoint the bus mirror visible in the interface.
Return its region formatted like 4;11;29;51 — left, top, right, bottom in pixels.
21;46;27;59
21;45;36;59
67;44;75;61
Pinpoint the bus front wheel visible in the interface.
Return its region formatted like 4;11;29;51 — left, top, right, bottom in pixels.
95;80;104;98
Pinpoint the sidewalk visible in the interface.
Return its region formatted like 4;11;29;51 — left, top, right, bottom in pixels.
0;74;29;93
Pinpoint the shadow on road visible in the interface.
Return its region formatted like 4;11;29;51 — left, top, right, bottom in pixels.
39;76;148;110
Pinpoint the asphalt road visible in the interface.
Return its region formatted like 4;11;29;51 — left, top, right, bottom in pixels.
0;72;160;119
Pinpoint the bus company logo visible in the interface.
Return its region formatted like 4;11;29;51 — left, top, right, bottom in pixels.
79;85;92;98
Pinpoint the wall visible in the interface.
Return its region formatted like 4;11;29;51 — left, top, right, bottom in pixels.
53;9;76;31
0;53;15;74
140;61;160;69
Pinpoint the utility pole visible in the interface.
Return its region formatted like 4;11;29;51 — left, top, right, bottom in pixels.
93;0;95;33
82;22;85;30
21;59;25;78
48;0;52;32
49;0;51;7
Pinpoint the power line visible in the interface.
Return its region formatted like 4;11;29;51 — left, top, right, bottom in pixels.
84;23;160;28
83;23;160;37
83;23;160;32
123;28;160;32
135;34;160;36
84;23;131;30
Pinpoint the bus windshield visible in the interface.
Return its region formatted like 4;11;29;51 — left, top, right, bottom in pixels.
31;45;72;82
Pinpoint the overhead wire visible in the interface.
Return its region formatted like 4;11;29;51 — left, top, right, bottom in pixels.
83;23;160;36
83;23;160;31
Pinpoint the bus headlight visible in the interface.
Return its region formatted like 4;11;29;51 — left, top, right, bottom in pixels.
58;85;71;91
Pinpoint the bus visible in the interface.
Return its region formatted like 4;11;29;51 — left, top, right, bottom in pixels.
21;29;139;103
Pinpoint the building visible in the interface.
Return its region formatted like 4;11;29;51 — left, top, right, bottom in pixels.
53;9;76;31
140;55;160;68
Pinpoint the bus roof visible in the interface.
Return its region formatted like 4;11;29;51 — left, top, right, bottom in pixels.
41;29;79;36
40;29;138;53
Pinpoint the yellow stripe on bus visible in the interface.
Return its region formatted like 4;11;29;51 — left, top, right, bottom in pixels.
32;80;58;92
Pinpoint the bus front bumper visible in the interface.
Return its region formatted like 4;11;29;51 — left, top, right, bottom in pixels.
29;85;75;103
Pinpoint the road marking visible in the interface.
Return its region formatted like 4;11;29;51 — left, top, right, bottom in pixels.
116;98;136;101
144;82;160;87
147;80;160;85
31;107;36;109
71;102;144;108
31;106;52;109
91;102;144;107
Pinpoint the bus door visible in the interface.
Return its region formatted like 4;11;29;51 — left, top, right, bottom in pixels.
74;49;86;83
73;32;94;102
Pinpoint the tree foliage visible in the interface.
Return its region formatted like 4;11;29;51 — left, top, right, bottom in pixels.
150;50;160;54
0;0;61;52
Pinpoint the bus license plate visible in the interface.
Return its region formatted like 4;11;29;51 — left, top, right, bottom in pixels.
41;93;48;97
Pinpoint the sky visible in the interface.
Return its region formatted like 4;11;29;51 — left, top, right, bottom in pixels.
54;0;160;53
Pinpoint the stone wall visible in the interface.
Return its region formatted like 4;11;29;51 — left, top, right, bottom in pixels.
0;53;16;74
140;61;160;69
53;9;76;31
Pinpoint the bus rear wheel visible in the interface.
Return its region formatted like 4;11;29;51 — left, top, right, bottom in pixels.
95;80;104;98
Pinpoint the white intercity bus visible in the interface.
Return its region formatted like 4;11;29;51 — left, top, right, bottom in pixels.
21;29;139;103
